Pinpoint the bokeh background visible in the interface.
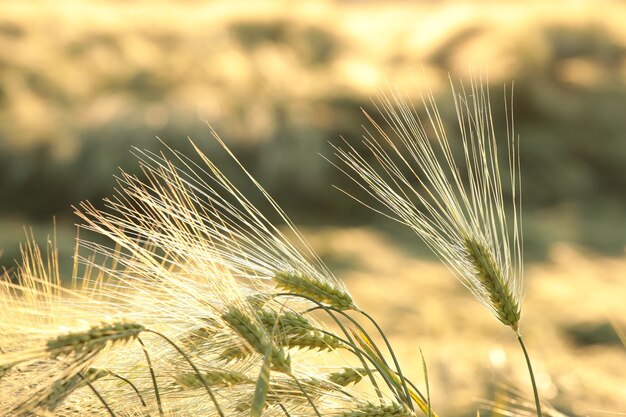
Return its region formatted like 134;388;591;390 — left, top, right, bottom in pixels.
1;0;625;415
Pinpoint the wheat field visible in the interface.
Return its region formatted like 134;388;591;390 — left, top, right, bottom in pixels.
1;1;625;416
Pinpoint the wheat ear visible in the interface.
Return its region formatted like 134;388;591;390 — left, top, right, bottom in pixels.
46;322;144;358
464;238;521;330
274;271;355;310
340;402;414;417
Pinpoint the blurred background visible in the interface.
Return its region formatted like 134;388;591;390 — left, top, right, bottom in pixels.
0;0;625;415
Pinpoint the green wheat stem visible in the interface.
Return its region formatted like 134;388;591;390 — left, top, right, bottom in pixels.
357;308;416;411
274;293;384;401
397;372;432;409
78;372;116;417
146;329;225;417
336;310;414;408
308;304;420;409
277;402;292;417
297;314;420;412
138;336;163;416
306;306;389;366
517;333;542;417
314;328;404;399
419;348;431;417
301;306;399;400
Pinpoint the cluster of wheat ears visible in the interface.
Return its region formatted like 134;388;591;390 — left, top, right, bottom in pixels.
1;79;552;417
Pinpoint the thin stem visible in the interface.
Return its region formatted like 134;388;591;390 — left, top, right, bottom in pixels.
277;402;293;417
275;293;384;400
517;333;542;417
419;348;431;417
146;329;225;417
110;372;147;407
315;328;402;396
311;305;432;416
358;308;416;411
289;373;323;417
78;372;116;417
309;304;421;409
138;336;163;415
335;308;414;408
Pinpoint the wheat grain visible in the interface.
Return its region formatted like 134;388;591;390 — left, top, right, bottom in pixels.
328;368;368;386
274;271;355;310
174;369;252;389
464;237;520;330
47;322;144;358
340;402;413;417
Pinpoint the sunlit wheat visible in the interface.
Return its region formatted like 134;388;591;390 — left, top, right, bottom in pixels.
331;76;542;416
1;136;431;416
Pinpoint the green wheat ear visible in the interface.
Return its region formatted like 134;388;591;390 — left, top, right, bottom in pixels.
328;368;368;386
274;271;355;310
221;305;291;372
46;322;145;357
465;238;520;330
340;402;413;417
258;309;344;351
174;369;252;389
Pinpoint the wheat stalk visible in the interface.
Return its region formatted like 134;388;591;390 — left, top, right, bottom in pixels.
0;117;466;415
331;76;542;416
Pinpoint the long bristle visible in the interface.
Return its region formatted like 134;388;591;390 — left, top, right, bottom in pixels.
332;76;524;329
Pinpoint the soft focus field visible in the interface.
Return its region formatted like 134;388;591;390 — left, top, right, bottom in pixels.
0;1;625;415
1;0;626;256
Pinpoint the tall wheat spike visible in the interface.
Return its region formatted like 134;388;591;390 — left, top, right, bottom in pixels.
332;77;523;329
331;76;542;416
